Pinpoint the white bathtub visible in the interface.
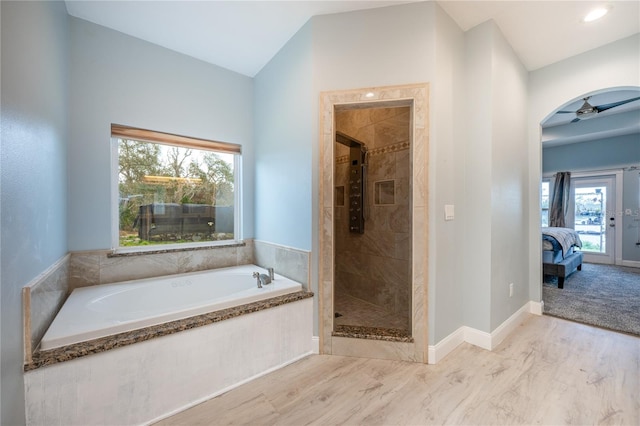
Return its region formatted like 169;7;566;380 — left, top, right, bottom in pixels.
40;264;302;350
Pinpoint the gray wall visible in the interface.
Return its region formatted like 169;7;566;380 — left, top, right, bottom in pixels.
253;20;315;330
463;21;529;333
463;22;494;333
253;21;313;251
543;134;639;173
314;3;443;341
486;22;529;331
430;4;466;346
68;17;254;251
543;133;640;262
254;2;530;342
255;2;443;338
622;169;640;262
1;2;69;424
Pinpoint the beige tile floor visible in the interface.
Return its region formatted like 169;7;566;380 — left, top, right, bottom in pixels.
156;314;640;425
334;293;409;331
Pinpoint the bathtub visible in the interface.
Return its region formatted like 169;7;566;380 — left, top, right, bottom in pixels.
40;264;302;350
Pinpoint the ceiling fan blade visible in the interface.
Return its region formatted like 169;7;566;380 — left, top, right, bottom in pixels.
556;110;575;114
595;96;640;113
571;117;580;123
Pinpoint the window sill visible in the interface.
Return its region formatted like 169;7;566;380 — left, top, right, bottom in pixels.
109;240;246;257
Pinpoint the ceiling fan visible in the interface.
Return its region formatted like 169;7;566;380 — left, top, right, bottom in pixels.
556;95;640;122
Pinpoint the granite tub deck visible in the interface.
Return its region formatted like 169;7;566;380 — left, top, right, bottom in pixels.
25;290;313;371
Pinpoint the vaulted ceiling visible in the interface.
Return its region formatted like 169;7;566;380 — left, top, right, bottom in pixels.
65;1;639;77
64;1;640;146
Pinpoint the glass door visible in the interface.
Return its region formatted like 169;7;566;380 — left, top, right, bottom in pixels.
569;176;616;264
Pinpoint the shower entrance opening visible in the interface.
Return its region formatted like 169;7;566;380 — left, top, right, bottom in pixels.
333;107;412;339
319;83;429;363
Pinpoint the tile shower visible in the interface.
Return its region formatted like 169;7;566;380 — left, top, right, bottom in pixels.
333;106;411;335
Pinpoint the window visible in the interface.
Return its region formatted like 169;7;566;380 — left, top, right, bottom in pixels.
541;180;550;227
574;184;607;252
111;124;241;251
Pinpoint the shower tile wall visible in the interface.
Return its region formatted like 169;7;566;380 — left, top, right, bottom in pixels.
334;107;411;328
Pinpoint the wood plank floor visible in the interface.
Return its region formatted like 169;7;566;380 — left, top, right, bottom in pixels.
156;315;640;425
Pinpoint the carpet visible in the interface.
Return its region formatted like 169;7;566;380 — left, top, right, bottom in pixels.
543;262;640;336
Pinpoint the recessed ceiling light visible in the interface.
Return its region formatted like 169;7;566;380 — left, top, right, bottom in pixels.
583;7;610;23
365;92;375;98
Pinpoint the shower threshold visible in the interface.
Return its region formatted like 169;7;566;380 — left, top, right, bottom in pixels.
332;324;413;343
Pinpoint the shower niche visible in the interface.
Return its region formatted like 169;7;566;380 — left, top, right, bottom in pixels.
333;106;412;337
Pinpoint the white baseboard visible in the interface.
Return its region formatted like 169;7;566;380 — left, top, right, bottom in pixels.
529;300;544;315
311;336;320;354
427;327;465;364
464;326;492;350
489;302;531;350
621;260;640;268
428;301;538;364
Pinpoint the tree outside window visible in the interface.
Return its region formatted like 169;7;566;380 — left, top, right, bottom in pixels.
117;138;235;247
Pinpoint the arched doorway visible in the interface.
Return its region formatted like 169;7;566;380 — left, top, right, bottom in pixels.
538;86;640;335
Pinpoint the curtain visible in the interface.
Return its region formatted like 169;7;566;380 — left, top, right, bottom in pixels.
549;171;571;228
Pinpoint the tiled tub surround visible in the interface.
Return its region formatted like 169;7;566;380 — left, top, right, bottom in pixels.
334;106;411;331
319;84;429;363
23;240;313;424
254;239;311;288
39;265;303;350
24;296;313;425
22;254;70;363
25;239;311;356
23;242;253;359
25;290;313;371
68;240;254;291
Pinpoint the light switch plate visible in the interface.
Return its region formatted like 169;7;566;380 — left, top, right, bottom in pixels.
445;204;454;221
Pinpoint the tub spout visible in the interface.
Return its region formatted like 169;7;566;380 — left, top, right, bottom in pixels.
252;271;271;288
252;271;262;288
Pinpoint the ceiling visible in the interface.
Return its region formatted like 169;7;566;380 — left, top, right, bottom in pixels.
64;0;639;146
437;1;639;71
436;1;640;147
541;88;640;147
64;0;415;77
65;1;640;77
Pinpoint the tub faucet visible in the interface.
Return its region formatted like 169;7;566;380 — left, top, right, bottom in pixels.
252;271;271;288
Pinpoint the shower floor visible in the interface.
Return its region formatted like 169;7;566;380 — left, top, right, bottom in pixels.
334;293;409;332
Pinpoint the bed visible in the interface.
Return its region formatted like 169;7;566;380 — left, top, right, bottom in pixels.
542;227;583;289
